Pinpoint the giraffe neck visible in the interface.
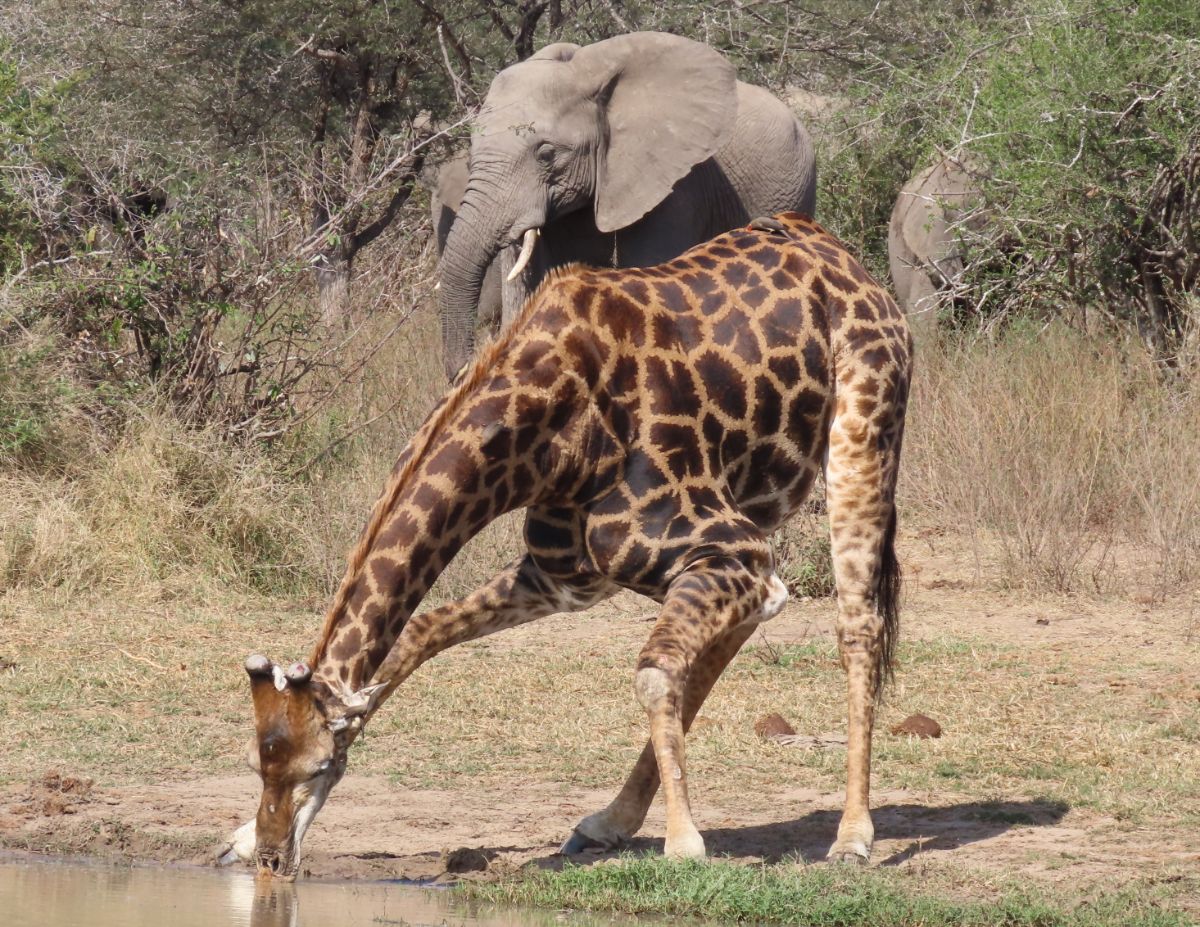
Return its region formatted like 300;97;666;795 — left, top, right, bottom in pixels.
308;445;507;692
307;360;591;693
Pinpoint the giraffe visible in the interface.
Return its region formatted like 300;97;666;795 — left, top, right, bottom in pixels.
228;212;912;879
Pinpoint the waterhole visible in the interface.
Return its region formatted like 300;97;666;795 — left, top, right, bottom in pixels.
0;856;636;927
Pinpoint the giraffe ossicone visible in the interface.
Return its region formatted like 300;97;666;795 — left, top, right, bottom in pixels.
232;212;912;878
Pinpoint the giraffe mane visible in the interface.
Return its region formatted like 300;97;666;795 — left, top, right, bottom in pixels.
308;265;589;674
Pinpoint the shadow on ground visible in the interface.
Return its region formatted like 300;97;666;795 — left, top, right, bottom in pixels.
536;798;1070;870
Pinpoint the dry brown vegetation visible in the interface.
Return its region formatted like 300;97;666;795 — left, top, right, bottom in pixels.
903;324;1200;597
6;291;1199;607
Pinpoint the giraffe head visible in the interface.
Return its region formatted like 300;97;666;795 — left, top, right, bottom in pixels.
239;654;385;879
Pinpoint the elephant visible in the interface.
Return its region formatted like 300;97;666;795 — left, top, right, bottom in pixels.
430;152;503;333
887;155;986;341
436;31;817;379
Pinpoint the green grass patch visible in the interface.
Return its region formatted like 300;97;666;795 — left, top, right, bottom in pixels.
468;856;1195;927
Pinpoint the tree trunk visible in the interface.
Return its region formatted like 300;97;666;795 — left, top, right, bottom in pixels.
316;252;352;326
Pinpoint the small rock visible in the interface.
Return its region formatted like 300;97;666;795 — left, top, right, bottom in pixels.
890;713;942;739
1035;618;1050;626
754;713;796;739
442;846;489;873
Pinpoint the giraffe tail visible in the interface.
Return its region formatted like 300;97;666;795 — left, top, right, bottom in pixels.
876;504;901;697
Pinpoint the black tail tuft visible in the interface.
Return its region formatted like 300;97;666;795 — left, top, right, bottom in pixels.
875;505;902;699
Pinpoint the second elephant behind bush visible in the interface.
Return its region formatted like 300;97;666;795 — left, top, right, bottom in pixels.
887;156;986;340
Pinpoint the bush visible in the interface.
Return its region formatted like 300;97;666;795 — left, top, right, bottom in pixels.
820;0;1200;360
902;324;1200;594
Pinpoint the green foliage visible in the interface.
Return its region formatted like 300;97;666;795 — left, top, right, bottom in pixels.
470;856;1195;926
0;335;70;463
819;0;1200;352
0;47;73;273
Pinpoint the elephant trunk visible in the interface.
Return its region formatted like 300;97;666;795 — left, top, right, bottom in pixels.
437;193;504;380
437;149;551;380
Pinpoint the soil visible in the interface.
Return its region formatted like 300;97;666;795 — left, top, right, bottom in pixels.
2;535;1198;889
1;767;1195;887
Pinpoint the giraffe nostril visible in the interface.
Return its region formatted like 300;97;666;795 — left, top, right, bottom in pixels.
257;849;285;876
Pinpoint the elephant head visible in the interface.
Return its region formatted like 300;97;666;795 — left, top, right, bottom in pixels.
887;154;987;341
437;31;737;379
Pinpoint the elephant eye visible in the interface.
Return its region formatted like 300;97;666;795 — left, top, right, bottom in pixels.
535;142;556;165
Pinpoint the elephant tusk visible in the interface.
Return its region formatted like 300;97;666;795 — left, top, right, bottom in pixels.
506;227;540;282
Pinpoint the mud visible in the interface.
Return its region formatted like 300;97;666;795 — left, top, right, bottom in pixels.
1;770;1196;887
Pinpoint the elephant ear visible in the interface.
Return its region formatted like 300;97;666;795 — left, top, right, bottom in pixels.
436;152;470;210
530;41;581;62
571;32;737;234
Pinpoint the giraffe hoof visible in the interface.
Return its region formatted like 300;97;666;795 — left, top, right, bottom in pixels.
663;827;706;860
827;846;870;866
558;828;619;855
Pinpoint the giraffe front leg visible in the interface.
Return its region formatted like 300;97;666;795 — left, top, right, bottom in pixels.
636;655;706;860
561;622;758;854
369;555;615;709
608;553;784;860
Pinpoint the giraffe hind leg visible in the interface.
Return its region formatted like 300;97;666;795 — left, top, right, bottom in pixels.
566;541;786;860
824;392;905;865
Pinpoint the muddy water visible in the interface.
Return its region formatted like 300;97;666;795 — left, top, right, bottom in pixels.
0;857;637;927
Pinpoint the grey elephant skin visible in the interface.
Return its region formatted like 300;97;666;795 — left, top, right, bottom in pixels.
887;156;985;341
431;153;503;333
436;31;817;379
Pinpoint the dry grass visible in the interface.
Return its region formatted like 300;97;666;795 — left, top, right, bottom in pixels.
0;292;524;605
5;291;1199;606
3;586;1198;832
901;325;1200;595
0;410;314;599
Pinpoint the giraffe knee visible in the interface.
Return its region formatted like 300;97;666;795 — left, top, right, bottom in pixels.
759;573;789;622
634;665;675;711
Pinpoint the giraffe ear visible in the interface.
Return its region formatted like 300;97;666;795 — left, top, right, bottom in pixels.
345;682;388;715
329;682;388;732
